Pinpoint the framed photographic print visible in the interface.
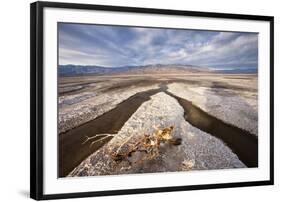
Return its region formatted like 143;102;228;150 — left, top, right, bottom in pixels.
30;1;274;200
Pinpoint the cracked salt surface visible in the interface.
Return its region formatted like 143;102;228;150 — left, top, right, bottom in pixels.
69;92;245;177
59;92;96;106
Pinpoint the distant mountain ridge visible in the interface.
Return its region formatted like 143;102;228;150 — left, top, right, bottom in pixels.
217;68;258;74
58;64;213;76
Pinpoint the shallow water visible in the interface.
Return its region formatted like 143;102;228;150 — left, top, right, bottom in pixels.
59;83;257;177
59;87;163;177
165;91;258;167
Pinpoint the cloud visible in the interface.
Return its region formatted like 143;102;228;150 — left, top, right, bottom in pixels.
58;23;258;69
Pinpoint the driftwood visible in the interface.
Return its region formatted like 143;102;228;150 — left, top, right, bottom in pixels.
109;125;182;164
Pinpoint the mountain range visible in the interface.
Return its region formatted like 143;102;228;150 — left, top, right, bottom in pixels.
58;64;213;76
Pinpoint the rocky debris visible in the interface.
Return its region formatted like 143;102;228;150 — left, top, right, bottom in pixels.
68;92;245;177
58;84;159;133
168;83;258;136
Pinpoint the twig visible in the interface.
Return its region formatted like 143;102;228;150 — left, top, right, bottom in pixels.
82;134;114;146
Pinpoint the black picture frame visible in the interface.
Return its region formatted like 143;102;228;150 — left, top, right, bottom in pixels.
30;1;274;200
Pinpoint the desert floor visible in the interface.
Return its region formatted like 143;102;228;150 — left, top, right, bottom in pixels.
58;73;258;177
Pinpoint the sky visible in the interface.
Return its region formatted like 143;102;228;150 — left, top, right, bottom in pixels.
58;23;258;70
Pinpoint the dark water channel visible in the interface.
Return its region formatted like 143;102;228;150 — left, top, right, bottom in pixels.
59;87;163;177
59;84;257;177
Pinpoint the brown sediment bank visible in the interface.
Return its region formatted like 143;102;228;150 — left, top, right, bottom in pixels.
59;83;257;177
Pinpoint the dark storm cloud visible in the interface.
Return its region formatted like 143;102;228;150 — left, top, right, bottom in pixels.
58;23;258;70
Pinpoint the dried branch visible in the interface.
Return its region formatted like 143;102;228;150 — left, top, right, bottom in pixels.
111;125;181;164
82;134;114;146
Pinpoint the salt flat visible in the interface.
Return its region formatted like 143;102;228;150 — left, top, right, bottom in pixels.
58;73;257;177
69;92;245;177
